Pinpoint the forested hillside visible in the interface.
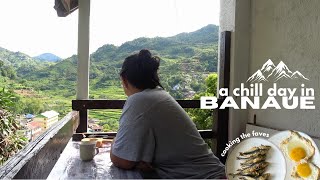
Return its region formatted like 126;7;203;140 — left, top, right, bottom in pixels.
0;24;219;131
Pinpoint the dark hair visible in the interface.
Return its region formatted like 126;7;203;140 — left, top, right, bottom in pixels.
120;49;163;90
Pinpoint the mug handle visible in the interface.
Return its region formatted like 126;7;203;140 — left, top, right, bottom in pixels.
95;147;99;156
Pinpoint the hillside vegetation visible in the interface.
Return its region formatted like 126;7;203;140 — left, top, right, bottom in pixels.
0;24;219;131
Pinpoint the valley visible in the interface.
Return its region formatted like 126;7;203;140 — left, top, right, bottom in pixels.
0;24;219;132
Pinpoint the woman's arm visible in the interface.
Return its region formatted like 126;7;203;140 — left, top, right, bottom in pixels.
110;140;154;171
110;148;153;171
110;139;136;169
110;151;136;170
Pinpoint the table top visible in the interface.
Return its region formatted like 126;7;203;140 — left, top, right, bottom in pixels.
47;139;142;179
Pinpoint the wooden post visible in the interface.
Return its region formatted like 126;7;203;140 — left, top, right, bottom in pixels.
215;31;231;163
76;0;90;133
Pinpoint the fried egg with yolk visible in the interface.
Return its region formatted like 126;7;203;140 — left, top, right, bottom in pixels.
280;131;315;162
291;161;320;180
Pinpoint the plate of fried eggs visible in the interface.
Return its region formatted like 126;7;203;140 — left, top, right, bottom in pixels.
269;130;320;180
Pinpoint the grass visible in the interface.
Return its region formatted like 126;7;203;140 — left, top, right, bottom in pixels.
1;77;126;131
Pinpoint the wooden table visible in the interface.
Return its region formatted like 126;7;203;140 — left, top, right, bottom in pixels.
47;139;142;179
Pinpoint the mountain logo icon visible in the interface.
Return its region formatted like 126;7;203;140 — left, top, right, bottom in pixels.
247;59;309;83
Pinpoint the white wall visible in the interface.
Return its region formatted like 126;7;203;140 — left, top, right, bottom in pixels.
249;0;320;138
219;0;251;140
220;0;320;139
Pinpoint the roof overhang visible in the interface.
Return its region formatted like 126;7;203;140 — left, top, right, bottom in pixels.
54;0;79;17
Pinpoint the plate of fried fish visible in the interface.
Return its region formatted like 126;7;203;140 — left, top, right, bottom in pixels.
269;130;320;180
226;137;286;180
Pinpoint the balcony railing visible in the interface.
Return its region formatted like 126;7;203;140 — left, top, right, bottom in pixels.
0;31;231;179
0;112;79;179
71;99;229;163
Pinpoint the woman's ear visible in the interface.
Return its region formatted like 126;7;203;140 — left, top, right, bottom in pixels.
121;77;129;89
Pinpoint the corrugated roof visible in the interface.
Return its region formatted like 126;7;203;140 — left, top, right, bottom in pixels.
54;0;78;17
41;110;59;119
27;121;42;129
25;114;35;119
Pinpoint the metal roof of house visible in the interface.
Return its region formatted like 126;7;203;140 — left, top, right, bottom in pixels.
25;114;35;119
27;121;42;130
54;0;78;17
41;110;59;119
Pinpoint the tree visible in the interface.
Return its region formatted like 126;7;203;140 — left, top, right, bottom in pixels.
23;99;44;114
0;88;27;165
205;73;218;95
103;124;110;132
187;73;218;130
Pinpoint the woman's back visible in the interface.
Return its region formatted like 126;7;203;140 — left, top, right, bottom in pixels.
114;87;225;178
111;49;225;178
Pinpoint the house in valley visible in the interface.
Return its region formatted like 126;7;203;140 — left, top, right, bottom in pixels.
34;110;59;129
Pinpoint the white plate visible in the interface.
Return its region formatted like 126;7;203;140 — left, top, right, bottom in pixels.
269;131;320;179
226;137;286;180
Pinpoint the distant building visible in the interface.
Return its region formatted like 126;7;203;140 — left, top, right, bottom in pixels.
173;84;181;91
25;114;35;120
34;110;59;129
24;114;35;123
27;121;43;141
88;123;102;132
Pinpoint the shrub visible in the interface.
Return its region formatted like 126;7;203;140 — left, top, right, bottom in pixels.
0;88;27;165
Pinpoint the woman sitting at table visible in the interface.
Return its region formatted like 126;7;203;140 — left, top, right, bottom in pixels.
110;49;225;179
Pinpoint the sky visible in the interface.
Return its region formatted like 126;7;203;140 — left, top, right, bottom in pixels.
0;0;219;59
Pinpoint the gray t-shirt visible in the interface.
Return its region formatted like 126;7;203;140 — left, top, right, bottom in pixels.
112;88;225;179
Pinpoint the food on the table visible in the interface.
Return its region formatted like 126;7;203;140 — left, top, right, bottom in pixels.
239;145;271;156
238;173;270;180
279;130;320;180
237;147;270;159
101;139;113;144
291;161;320;180
280;131;315;162
240;155;267;167
229;144;271;179
237;162;269;172
81;138;104;148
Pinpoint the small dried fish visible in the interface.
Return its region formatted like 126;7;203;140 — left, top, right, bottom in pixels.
238;173;270;180
237;162;269;173
237;156;256;160
230;145;271;179
230;168;267;178
240;155;267;166
239;145;271;156
229;171;261;178
238;149;269;159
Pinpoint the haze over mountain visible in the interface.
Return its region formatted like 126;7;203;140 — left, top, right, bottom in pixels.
34;53;62;62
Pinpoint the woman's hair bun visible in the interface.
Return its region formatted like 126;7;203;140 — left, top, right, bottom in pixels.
138;49;152;59
120;49;164;89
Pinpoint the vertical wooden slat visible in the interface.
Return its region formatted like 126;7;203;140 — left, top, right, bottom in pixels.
76;0;90;132
218;31;231;90
76;110;87;133
76;0;90;100
215;31;231;163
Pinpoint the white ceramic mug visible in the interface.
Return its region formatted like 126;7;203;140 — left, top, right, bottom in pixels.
79;141;99;161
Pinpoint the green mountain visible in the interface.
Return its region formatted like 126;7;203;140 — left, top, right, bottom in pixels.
34;53;62;62
0;24;219;131
0;48;53;79
23;24;218;98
